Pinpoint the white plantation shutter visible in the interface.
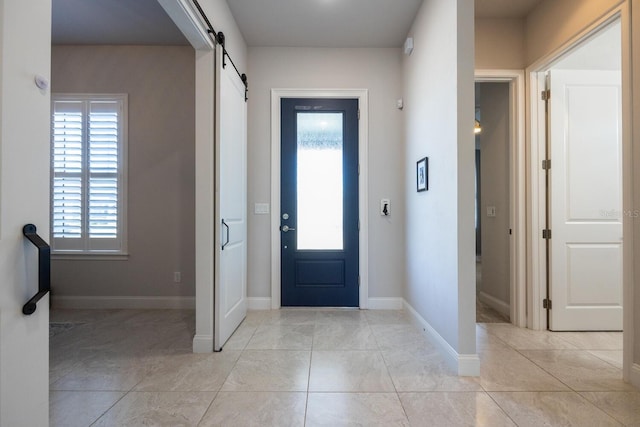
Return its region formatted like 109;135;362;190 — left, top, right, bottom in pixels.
52;101;83;239
89;102;119;240
51;94;128;254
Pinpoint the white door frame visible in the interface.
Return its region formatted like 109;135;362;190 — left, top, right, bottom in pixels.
527;5;634;383
474;70;526;328
158;0;216;352
270;89;369;309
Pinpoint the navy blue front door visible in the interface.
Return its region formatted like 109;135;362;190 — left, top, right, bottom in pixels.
281;98;359;307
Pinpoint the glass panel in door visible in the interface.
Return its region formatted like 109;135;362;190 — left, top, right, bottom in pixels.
296;112;344;250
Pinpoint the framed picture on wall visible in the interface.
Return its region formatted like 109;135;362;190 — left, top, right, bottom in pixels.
417;157;428;192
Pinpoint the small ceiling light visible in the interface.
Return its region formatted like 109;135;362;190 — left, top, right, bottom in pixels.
474;119;482;134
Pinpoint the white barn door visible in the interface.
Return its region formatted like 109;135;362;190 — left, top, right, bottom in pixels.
0;0;51;424
549;69;623;331
214;44;247;350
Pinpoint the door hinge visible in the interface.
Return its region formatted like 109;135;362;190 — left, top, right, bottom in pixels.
357;220;360;231
358;275;361;286
357;109;360;120
541;89;550;101
542;159;551;170
543;298;552;309
542;229;551;239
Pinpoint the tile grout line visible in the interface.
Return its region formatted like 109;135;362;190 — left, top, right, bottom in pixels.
53;309;633;426
201;312;269;425
195;391;219;427
511;347;605;393
571;391;627;426
576;390;636;426
304;332;314;427
482;323;587;393
86;387;132;426
586;350;625;370
378;341;412;425
483;390;526;427
467;325;522;425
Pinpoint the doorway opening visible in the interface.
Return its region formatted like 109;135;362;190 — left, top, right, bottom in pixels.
280;98;359;307
531;18;623;333
270;89;370;309
474;70;526;328
475;82;511;324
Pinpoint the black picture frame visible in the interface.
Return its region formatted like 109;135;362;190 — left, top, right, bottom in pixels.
417;157;428;192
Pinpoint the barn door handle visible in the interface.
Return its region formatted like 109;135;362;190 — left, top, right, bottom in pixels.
221;219;230;250
22;224;50;315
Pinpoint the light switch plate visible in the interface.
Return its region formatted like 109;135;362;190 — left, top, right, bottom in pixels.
254;203;270;214
381;199;390;216
487;206;496;217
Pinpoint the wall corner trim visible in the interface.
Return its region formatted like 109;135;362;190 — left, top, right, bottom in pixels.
403;299;480;377
192;335;213;353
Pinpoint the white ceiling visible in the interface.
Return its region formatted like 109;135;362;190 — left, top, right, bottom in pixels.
226;0;544;47
226;0;423;48
51;0;545;47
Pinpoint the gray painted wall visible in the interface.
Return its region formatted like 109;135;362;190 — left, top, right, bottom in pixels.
51;45;196;299
403;0;476;355
475;18;525;69
246;47;405;300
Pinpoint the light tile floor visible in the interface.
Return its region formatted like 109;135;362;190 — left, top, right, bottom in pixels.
49;309;639;426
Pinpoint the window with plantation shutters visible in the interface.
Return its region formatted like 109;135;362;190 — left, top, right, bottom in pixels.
51;94;128;255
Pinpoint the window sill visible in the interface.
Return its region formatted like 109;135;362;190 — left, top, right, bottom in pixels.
51;253;129;261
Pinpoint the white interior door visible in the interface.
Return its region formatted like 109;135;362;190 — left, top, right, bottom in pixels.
549;69;623;331
0;0;51;424
214;45;247;350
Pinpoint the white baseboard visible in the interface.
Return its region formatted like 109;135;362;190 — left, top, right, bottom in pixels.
192;334;213;353
403;299;480;377
631;363;640;390
52;296;195;310
477;291;510;317
245;297;402;310
247;297;272;310
458;354;481;376
368;297;404;310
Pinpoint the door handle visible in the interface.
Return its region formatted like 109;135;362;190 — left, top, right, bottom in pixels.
22;224;50;315
222;219;230;250
280;225;296;233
